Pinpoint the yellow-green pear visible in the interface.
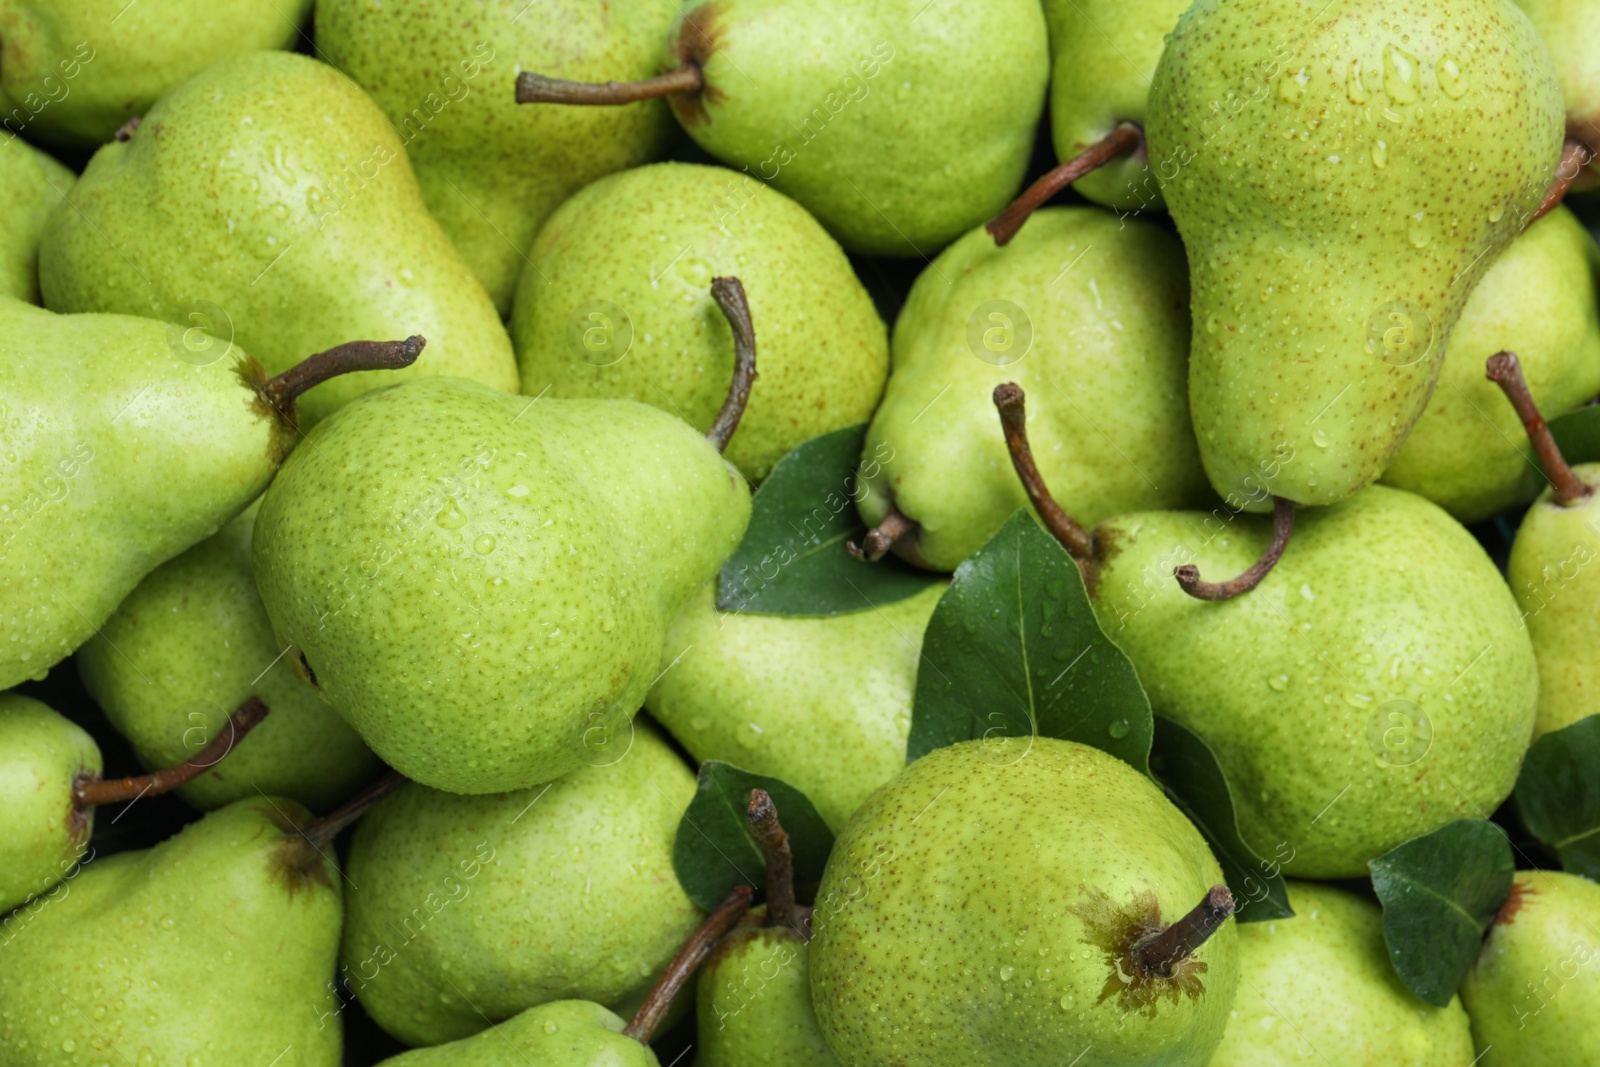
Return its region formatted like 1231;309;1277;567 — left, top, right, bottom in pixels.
0;137;71;303
0;694;99;913
375;1002;659;1066
1516;0;1600;185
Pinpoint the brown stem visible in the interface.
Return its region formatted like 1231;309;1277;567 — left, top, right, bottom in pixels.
847;505;915;563
706;276;757;454
987;124;1143;246
1531;138;1595;225
1132;885;1235;978
1175;497;1295;601
516;65;704;106
113;116;141;142
257;336;426;422
300;769;408;850
624;884;753;1044
1487;350;1593;506
72;698;270;808
992;382;1095;562
747;789;799;934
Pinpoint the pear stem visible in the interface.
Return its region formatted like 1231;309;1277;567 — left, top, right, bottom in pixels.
1531;138;1595;225
515;64;704;106
847;505;915;563
624;884;754;1044
992;382;1096;563
1132;885;1235;978
72;698;270;808
1174;497;1295;601
300;769;408;850
113;116;141;142
1487;350;1593;507
986;124;1143;246
747;789;800;935
258;335;427;422
706;276;758;454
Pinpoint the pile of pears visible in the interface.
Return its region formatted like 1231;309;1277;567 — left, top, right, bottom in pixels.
3;0;1600;1064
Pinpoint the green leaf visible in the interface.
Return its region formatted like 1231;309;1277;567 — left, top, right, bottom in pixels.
1550;406;1600;466
1516;714;1600;878
717;424;942;617
1149;716;1293;923
671;761;836;913
1369;819;1515;1006
907;510;1152;774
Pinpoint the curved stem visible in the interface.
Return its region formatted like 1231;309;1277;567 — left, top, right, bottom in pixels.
1531;138;1595;225
847;505;915;563
624;884;753;1044
987;124;1143;246
516;65;704;106
73;698;270;808
1174;497;1294;601
1487;350;1593;506
114;116;141;142
301;769;408;850
706;276;758;454
747;789;799;934
992;382;1095;562
258;335;426;422
1132;885;1235;978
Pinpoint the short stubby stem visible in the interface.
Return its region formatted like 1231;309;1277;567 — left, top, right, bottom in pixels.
847;505;916;563
515;65;704;106
1487;350;1593;507
748;789;799;933
987;124;1143;246
1174;497;1295;601
1133;885;1236;978
706;276;758;454
72;697;270;808
1531;138;1595;225
992;382;1095;562
624;884;753;1044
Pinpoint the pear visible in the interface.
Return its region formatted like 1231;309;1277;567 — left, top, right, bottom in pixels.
510;162;889;481
1382;205;1600;523
1460;870;1600;1065
1516;0;1600;186
0;0;312;148
810;738;1239;1066
39;50;518;425
647;580;944;831
515;0;1049;256
0;137;72;303
375;1002;658;1066
0;295;421;690
854;206;1208;571
338;719;702;1046
1146;0;1566;510
316;0;680;315
77;501;384;813
1210;881;1476;1065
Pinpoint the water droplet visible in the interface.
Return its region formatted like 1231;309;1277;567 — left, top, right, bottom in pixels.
1279;67;1309;103
689;716;710;732
999;966;1015;981
1488;203;1504;224
504;483;531;499
1036;965;1053;981
895;82;912;102
1268;674;1290;692
1408;211;1432;249
1312;428;1331;448
1346;59;1370;104
1108;719;1131;740
544;1022;559;1034
435;498;468;530
61;1040;77;1053
1383;44;1420;104
473;534;496;555
1344;691;1375;709
736;722;763;749
1371;139;1388;169
1059;993;1075;1009
1436;55;1467;99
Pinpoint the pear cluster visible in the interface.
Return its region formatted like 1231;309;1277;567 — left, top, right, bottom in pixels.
1;1;1599;1065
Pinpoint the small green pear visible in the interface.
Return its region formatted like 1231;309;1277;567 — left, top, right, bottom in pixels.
0;694;99;913
1210;881;1476;1065
39;51;517;424
1516;0;1600;185
77;501;383;813
316;0;679;314
0;0;312;148
1382;205;1600;522
810;738;1239;1066
647;581;944;831
854;206;1208;571
375;1001;659;1067
1460;870;1600;1066
0;137;72;303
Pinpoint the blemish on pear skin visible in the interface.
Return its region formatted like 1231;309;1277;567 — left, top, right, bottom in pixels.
1492;879;1537;927
1071;885;1209;1014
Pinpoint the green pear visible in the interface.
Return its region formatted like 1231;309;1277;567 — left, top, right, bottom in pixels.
1210;881;1475;1065
510;162;889;481
855;206;1208;571
699;917;839;1067
1516;0;1600;184
1382;205;1600;522
1146;0;1566;510
0;137;71;303
252;369;750;794
1460;870;1600;1065
39;50;518;425
0;797;343;1065
77;501;384;813
517;0;1049;256
647;581;944;831
0;0;312;148
375;1001;658;1067
316;0;680;315
339;719;701;1046
0;694;99;913
810;738;1239;1066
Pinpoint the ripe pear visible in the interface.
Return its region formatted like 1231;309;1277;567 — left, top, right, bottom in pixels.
1382;205;1600;522
647;580;944;831
511;162;889;481
855;206;1208;571
77;501;383;813
1210;881;1475;1065
0;694;99;913
1460;870;1600;1065
0;0;312;148
810;738;1239;1066
39;50;517;425
1516;0;1600;185
0;797;343;1066
316;0;679;315
339;719;701;1046
375;1001;658;1066
699;914;838;1067
0;138;71;303
1147;0;1566;510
